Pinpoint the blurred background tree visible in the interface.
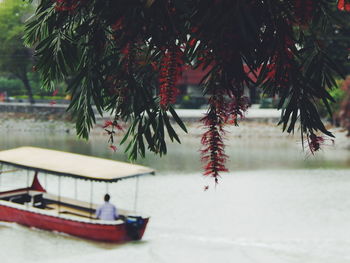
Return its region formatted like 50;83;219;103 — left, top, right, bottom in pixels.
0;0;35;103
328;6;350;131
327;11;350;73
338;76;350;135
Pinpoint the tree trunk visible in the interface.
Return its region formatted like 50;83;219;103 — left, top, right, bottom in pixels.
20;73;35;104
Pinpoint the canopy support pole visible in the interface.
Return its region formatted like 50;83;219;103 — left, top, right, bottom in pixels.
89;181;93;220
0;164;3;191
26;170;30;187
105;182;109;194
58;176;61;215
45;173;47;189
133;176;140;213
26;170;29;208
74;178;78;200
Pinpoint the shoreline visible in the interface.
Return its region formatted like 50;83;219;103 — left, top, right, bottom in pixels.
0;111;347;141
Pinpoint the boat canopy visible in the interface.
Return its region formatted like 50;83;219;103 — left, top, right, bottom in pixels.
0;147;155;182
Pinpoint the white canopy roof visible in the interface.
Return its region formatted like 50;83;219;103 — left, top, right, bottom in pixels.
0;147;155;182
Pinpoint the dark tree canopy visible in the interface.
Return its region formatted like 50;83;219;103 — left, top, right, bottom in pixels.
25;0;350;183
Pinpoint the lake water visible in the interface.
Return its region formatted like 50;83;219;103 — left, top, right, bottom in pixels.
1;123;350;263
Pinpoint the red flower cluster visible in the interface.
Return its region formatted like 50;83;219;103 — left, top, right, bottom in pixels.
197;49;214;65
307;133;324;154
103;120;123;130
103;120;123;153
201;89;249;184
188;38;197;48
109;145;117;152
266;63;277;79
338;0;350;11
55;0;81;12
201;114;228;184
159;46;183;109
201;92;228;184
225;95;249;125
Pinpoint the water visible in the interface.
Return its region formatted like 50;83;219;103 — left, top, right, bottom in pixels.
1;123;350;263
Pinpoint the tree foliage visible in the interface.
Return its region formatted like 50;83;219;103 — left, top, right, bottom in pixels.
0;0;35;103
338;76;350;133
328;13;350;73
24;0;349;183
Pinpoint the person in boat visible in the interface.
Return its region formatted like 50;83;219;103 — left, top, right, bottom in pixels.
95;194;119;220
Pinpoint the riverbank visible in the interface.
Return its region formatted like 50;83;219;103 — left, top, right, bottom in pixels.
0;102;285;138
0;111;286;135
0;102;71;121
0;102;281;122
0;111;348;150
2;100;349;152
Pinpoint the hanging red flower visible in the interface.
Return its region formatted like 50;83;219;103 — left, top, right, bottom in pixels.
201;91;228;184
188;38;197;48
266;63;277;79
307;133;324;154
338;0;350;11
109;145;117;152
103;118;123;153
103;120;123;130
159;46;183;109
225;94;249;125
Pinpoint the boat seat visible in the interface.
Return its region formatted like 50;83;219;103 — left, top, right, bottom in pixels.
32;194;46;209
45;203;95;219
59;211;93;219
10;194;31;205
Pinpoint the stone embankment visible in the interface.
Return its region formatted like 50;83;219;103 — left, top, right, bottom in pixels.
0;102;348;149
0;102;70;121
0;102;282;123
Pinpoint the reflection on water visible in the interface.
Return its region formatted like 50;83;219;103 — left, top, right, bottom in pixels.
0;126;350;173
0;125;350;263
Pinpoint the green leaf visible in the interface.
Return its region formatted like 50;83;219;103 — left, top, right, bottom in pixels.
168;107;187;133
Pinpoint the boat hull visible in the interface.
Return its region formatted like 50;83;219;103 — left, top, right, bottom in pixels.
0;203;149;243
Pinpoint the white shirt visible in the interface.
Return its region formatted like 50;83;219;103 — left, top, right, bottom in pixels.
95;202;119;220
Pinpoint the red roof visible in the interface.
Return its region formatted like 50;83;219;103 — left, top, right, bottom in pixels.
177;66;211;85
177;65;260;85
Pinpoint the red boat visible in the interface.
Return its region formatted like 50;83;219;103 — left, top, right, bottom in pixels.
0;147;154;243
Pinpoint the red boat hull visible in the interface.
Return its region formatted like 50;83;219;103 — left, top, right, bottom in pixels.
0;203;149;243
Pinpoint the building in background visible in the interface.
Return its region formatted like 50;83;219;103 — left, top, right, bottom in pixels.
176;66;262;109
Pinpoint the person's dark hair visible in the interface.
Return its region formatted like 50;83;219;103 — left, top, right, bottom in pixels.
104;194;110;202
